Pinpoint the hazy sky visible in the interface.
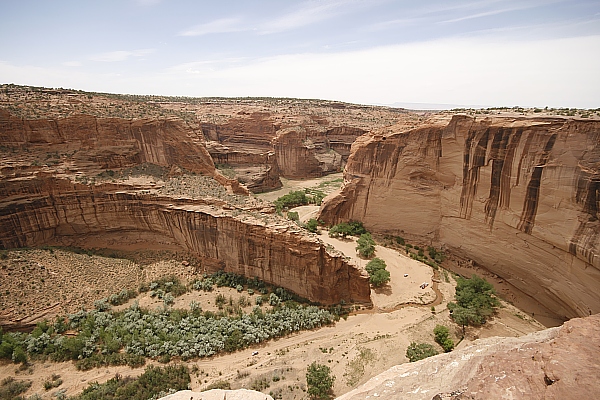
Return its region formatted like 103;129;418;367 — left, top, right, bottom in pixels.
1;0;599;108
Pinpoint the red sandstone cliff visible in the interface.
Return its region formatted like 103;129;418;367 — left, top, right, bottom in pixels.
319;115;600;319
0;176;370;305
337;313;600;399
0;110;247;194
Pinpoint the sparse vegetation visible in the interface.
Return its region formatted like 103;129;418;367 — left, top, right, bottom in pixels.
306;362;335;399
74;365;190;400
356;233;376;258
365;258;390;287
405;342;439;362
0;376;32;400
448;275;500;335
433;325;454;352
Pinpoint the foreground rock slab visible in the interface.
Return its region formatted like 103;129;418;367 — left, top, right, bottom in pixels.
337;313;600;399
161;389;274;400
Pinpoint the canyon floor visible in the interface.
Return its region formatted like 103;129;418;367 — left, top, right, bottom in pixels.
0;175;545;400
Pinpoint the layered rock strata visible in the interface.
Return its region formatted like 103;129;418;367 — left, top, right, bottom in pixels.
0;177;371;305
319;116;600;319
337;313;600;399
202;113;366;192
0;110;247;194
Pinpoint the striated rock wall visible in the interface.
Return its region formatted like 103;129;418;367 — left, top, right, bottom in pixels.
0;110;247;194
0;177;371;305
337;313;600;400
202;113;365;191
319;116;600;319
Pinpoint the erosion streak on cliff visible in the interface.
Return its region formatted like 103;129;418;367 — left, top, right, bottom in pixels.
319;116;600;319
0;110;248;194
0;178;370;305
518;133;558;234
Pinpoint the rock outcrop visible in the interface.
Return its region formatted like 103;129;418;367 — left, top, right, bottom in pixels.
202;112;366;192
0;176;371;305
337;313;600;399
319;116;600;319
0;110;247;194
161;389;273;400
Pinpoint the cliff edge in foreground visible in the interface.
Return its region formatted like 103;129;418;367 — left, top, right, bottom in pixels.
337;313;600;399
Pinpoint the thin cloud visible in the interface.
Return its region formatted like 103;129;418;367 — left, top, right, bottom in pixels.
89;49;155;62
440;5;538;23
258;0;364;34
179;17;244;36
62;61;82;67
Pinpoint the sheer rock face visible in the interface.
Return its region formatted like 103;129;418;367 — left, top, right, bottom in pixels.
0;110;247;194
319;115;600;318
337;313;600;400
0;177;371;305
202;113;365;191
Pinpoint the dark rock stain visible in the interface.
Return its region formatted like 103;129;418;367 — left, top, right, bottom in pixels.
517;133;557;234
460;128;490;219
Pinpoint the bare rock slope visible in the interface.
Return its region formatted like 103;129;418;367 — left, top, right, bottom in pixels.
337;313;600;399
319;115;600;319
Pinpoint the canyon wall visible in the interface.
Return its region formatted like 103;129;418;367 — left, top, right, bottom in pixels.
0;110;247;194
0;177;371;305
338;313;600;400
202;113;365;191
319;115;600;319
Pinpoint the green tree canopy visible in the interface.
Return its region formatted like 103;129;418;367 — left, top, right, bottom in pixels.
356;233;375;258
365;258;390;287
433;325;454;352
448;275;500;335
306;362;335;399
405;342;438;362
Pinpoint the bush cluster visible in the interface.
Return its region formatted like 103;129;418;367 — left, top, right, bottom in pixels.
448;275;500;334
433;325;454;352
405;342;438;362
0;302;334;366
328;221;367;238
365;258;390;287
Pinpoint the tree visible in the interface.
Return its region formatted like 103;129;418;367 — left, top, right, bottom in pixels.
356;233;375;258
433;325;454;352
306;362;335;399
448;275;500;336
365;258;390;287
287;211;299;221
370;269;390;287
305;218;319;233
329;223;353;238
405;342;438;362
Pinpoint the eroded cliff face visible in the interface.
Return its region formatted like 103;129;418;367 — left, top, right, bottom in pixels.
0;110;247;194
202;112;366;191
319;116;600;319
0;176;370;305
337;313;600;400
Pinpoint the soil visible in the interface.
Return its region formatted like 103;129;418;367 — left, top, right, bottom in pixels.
0;174;545;399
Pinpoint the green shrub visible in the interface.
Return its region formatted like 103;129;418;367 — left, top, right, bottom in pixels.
305;218;319;233
0;376;32;399
356;233;375;258
365;258;390;287
274;191;308;212
287;211;299;221
448;275;500;334
405;342;438;362
433;325;454;352
306;362;335;399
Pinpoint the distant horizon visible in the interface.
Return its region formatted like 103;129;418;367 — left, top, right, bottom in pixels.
5;81;599;112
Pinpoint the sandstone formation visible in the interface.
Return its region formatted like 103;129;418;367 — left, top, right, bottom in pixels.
337;313;600;399
202;112;367;192
0;175;370;305
319;115;600;320
0;109;247;194
161;389;273;400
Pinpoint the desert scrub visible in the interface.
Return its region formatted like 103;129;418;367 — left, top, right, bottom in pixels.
1;301;335;366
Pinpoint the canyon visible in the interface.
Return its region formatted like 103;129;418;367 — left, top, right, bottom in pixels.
319;115;600;322
1;85;599;399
